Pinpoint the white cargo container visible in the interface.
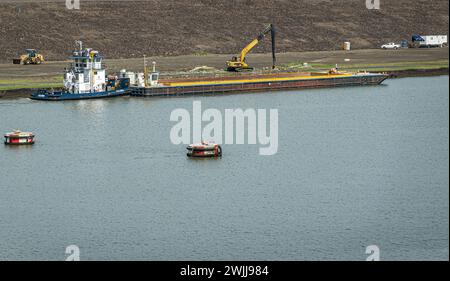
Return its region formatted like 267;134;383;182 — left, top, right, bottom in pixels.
416;35;448;48
342;42;351;51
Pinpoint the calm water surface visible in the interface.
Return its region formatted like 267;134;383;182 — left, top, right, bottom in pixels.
0;76;448;260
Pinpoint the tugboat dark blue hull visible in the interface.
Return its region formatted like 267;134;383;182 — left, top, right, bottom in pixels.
30;89;129;101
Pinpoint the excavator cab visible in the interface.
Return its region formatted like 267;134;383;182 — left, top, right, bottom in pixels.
227;57;250;71
226;24;276;72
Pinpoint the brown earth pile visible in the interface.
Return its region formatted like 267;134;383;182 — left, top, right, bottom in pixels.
0;0;448;62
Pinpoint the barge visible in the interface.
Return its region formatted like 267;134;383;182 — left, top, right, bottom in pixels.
129;65;388;97
30;41;129;101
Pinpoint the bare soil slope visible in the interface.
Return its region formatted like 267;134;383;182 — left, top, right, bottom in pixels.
0;0;448;62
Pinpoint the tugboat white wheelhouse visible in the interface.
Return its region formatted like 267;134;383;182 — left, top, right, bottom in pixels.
30;41;130;101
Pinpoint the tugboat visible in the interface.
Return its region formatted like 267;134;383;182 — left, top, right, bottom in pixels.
187;141;222;158
30;41;130;101
4;130;35;145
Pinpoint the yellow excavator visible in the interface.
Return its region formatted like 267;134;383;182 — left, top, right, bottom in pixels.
226;24;276;71
13;49;44;65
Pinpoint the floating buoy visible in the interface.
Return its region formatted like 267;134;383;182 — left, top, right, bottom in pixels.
4;130;35;145
187;141;222;158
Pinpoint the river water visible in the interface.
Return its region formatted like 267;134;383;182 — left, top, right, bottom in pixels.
0;76;448;260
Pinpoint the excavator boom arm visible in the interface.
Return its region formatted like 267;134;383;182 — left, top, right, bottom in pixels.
231;24;276;70
239;38;260;62
239;24;273;62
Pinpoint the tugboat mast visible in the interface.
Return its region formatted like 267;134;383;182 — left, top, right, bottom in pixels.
75;40;82;51
144;55;148;87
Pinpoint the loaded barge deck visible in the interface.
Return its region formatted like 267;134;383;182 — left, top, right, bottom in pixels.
130;71;388;97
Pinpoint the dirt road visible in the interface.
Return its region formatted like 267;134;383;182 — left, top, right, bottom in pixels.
0;48;448;81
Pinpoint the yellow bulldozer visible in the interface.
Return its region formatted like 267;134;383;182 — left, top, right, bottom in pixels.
226;24;276;71
13;49;44;65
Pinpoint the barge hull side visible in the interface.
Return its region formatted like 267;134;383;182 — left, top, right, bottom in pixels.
131;75;388;97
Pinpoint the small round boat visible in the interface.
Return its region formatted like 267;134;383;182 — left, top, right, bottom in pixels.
187;141;222;157
4;130;35;145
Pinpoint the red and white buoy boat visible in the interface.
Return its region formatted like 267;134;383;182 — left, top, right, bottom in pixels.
187;141;222;158
4;130;35;145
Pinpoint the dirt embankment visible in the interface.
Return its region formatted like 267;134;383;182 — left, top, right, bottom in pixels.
0;0;448;63
0;88;34;99
387;67;449;78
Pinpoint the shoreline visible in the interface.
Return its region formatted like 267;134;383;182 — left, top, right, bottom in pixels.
386;67;449;78
0;67;448;99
